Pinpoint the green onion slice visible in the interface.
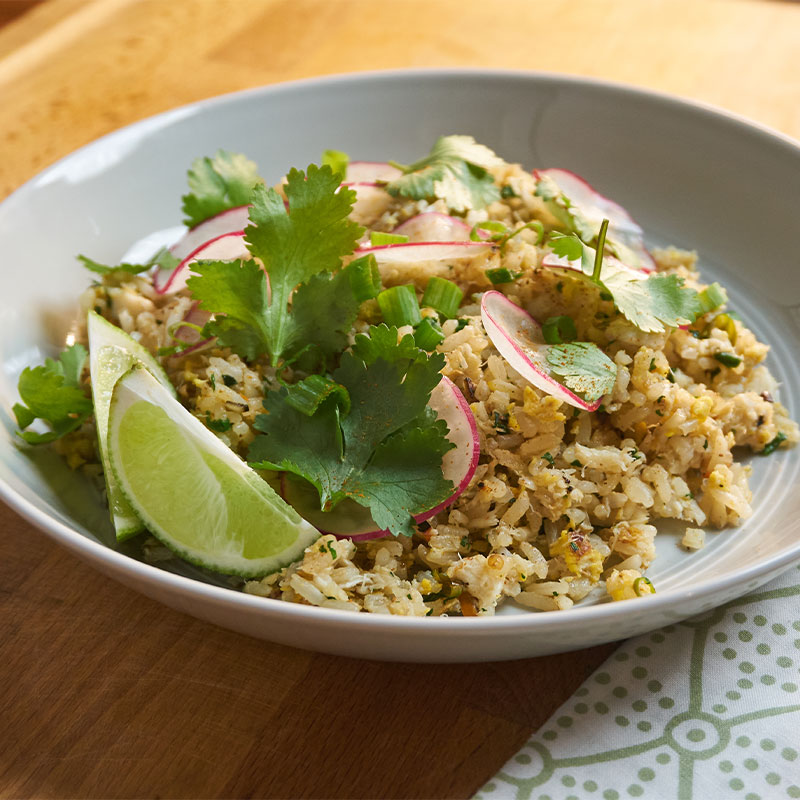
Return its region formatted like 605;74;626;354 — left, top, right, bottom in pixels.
633;576;655;596
370;231;409;246
414;317;445;351
377;285;422;327
542;315;577;344
713;352;742;368
421;276;463;319
284;374;351;417
321;149;349;178
470;221;507;242
697;282;728;315
347;254;382;303
486;267;522;285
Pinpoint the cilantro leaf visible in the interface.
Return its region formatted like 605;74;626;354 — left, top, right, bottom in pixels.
15;344;92;444
387;135;502;212
190;167;364;365
545;342;617;404
546;235;702;333
249;325;454;536
290;266;361;362
181;150;262;228
548;232;585;262
78;247;179;277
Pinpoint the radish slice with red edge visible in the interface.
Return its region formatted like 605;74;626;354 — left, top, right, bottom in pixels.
480;290;606;412
535;168;656;273
356;240;493;263
155;231;249;294
342;183;394;225
280;376;480;540
344;161;402;183
168;205;251;263
392;212;478;242
172;302;211;345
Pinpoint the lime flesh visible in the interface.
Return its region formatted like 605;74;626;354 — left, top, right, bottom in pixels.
88;310;175;540
108;367;320;576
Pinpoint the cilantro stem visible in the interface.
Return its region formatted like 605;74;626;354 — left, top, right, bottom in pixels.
592;218;610;284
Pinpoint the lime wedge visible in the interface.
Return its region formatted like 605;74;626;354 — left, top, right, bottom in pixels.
88;310;175;540
107;366;320;576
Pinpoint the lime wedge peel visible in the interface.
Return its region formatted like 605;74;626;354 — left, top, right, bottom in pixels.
107;366;321;577
88;310;175;540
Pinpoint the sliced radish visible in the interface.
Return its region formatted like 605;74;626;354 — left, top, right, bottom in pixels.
172;302;211;345
540;250;641;278
535;168;655;272
168;205;251;262
342;183;394;226
392;212;474;242
480;290;606;412
281;376;480;540
155;231;249;294
416;376;480;522
357;240;494;263
344;161;402;183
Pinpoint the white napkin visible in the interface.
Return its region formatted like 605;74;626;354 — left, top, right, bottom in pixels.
476;565;800;800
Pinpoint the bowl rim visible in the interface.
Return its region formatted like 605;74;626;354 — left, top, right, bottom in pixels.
2;66;799;635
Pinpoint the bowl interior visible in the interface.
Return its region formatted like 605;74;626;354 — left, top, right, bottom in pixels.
1;70;799;620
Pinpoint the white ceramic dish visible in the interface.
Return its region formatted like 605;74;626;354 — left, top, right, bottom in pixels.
1;70;799;662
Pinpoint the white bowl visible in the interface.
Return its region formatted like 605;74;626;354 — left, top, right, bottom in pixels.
1;70;798;662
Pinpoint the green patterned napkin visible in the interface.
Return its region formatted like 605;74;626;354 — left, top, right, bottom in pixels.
476;565;800;800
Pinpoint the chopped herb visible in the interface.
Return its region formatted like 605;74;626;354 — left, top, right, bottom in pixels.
713;352;742;368
657;395;665;403
649;358;656;372
386;135;502;211
570;460;583;468
709;367;721;379
666;370;676;383
205;414;233;432
248;325;455;537
542;315;577;345
78;248;178;277
454;318;469;332
222;374;237;387
655;409;664;417
209;373;216;390
761;432;787;456
493;411;511;434
556;281;563;293
182;150;262;228
460;536;470;548
542;452;555;465
187;165;363;366
14;344;92;444
370;231;409;246
628;449;642;460
486;267;522;285
546;343;617;405
321;149;349;178
703;439;708;450
500;184;518;199
327;541;338;559
633;576;655;596
696;282;728;314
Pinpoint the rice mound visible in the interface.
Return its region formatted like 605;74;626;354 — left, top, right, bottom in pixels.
64;159;798;616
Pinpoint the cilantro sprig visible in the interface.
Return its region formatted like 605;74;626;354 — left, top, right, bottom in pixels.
181;150;263;228
546;342;617;405
248;325;454;537
547;229;702;333
387;135;502;212
78;247;179;278
14;344;92;444
187;164;364;366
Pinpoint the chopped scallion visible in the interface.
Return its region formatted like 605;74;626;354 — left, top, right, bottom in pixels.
470;221;507;241
421;276;463;319
370;231;409;246
414;317;445;351
284;374;351;417
377;285;422;327
633;576;655;596
321;149;349;178
542;315;577;345
713;352;742;368
347;254;382;302
761;432;787;455
486;267;521;284
697;282;728;315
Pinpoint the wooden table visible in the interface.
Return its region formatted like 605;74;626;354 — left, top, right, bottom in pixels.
1;1;798;797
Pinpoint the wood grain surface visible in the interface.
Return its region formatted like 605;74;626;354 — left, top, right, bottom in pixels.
1;1;799;798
